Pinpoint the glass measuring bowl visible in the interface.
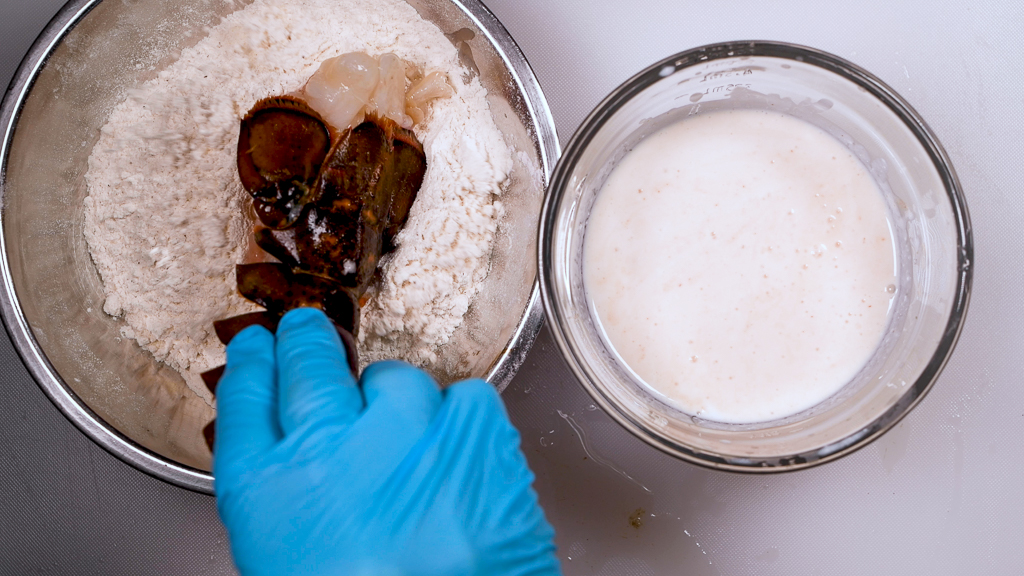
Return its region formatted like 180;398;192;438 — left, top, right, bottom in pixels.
539;41;972;471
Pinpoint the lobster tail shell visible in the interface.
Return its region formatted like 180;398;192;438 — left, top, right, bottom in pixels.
204;97;428;454
238;96;332;228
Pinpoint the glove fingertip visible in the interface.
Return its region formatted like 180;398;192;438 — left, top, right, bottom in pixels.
274;307;363;433
225;324;275;361
215;324;281;475
443;379;524;462
361;361;439;395
361;360;442;417
277;306;334;334
274;307;353;381
359;359;416;377
445;378;504;412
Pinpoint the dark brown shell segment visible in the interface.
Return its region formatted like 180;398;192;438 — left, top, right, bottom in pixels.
301;116;426;291
238;96;332;228
236;263;359;335
214;311;282;345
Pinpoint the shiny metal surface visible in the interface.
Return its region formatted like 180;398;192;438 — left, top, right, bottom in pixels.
539;41;972;472
0;0;557;493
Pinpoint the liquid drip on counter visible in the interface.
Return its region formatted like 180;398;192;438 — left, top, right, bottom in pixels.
584;109;897;423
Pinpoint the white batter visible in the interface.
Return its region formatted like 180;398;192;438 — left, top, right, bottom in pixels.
584;109;897;423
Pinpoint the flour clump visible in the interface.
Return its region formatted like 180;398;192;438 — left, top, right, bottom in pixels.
83;0;511;405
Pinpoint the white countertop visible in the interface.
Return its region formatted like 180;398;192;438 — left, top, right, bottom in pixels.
483;1;1024;573
1;0;1021;574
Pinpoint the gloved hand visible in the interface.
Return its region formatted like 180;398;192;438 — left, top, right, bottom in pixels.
213;307;561;576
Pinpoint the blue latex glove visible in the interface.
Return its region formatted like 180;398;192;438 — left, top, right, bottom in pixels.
214;307;561;576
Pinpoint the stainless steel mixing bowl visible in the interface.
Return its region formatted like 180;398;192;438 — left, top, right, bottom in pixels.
0;0;558;492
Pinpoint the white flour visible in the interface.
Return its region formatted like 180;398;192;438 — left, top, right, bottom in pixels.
84;0;511;405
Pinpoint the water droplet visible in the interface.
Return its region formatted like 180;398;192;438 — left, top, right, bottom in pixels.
886;284;896;294
557;410;652;493
539;436;550;447
586;404;597;411
659;65;676;77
